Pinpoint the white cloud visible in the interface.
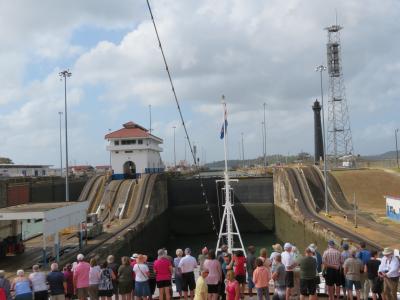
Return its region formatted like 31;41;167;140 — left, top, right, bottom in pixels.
1;0;400;165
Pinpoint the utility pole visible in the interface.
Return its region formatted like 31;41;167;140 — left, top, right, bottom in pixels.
58;112;63;177
353;192;357;228
316;65;329;216
263;102;267;167
173;126;176;167
395;128;399;169
241;132;245;168
149;105;152;134
59;70;72;202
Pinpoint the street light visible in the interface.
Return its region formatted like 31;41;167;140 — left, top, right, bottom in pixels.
316;65;329;216
241;132;245;167
263;102;267;167
59;69;72;202
172;126;176;167
58;112;63;177
395;128;399;169
108;129;112;168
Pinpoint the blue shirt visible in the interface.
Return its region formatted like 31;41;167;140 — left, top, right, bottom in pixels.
47;271;65;295
357;249;371;266
14;280;31;296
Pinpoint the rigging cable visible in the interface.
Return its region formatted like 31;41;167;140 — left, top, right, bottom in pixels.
146;0;218;236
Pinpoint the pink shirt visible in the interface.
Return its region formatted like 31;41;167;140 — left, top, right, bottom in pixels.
252;266;270;288
154;258;172;281
73;261;90;288
226;280;239;300
203;259;222;285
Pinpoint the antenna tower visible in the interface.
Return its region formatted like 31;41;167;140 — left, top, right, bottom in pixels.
325;22;354;166
216;97;246;255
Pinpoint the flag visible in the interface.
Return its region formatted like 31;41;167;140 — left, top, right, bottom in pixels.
220;104;228;139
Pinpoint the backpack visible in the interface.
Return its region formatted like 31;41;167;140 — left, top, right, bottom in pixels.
98;268;113;291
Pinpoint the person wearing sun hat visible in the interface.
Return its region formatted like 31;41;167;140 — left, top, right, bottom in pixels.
133;254;151;299
378;247;399;300
322;240;341;300
270;244;283;265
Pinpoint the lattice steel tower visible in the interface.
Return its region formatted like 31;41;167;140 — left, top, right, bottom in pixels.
325;23;354;166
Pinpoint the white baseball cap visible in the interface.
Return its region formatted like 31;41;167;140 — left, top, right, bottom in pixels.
284;243;292;250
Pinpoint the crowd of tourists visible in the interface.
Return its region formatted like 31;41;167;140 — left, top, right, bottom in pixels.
0;241;399;300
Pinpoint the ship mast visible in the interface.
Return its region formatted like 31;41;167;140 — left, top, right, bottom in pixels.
216;96;246;255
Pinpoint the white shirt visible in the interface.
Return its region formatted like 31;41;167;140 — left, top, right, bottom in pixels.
378;255;400;278
281;251;295;271
133;263;149;282
89;265;101;285
178;255;197;273
29;272;47;292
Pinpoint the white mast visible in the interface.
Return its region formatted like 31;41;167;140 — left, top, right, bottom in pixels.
216;95;246;255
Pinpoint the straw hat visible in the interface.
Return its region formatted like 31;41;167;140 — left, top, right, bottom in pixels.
382;248;393;256
272;244;283;252
137;254;148;263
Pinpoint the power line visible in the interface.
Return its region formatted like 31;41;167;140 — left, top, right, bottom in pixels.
146;0;218;236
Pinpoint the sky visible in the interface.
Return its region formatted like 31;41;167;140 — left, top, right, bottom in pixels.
0;0;399;167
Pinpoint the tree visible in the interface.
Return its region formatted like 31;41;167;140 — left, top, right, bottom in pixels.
0;157;13;164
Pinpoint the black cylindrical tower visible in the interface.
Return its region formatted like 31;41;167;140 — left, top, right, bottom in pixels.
312;100;324;164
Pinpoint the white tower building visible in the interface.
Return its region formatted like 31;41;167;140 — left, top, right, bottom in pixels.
105;122;164;178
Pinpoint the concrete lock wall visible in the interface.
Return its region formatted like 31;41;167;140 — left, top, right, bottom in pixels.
0;177;88;207
167;176;274;235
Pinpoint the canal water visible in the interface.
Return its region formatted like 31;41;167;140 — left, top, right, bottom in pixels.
166;231;278;257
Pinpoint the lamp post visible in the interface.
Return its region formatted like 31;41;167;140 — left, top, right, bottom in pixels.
108;129;112;168
59;70;72;202
263;102;267;167
172;126;176;167
58;112;63;177
149;105;152;135
395;128;399;169
316;65;329;216
241;132;245;168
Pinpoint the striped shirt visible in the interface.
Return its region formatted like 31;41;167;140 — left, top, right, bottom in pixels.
322;247;341;269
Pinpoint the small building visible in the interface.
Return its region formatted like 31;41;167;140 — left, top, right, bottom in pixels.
0;164;51;178
105;122;164;178
70;165;95;176
385;196;400;222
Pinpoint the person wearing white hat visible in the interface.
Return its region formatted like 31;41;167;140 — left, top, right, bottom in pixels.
73;254;90;300
378;247;399;300
281;243;296;300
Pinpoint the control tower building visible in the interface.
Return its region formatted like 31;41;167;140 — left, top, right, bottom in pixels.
105;122;164;178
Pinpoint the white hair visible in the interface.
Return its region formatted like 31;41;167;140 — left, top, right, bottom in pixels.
17;269;24;276
77;253;85;261
51;263;58;271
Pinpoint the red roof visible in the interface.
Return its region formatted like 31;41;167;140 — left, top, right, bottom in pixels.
105;121;162;141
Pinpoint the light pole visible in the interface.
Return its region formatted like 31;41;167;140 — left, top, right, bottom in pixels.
263;102;267;167
241;132;245;168
58;112;63;177
261;122;265;163
108;129;112;168
316;65;329;216
395;128;399;169
59;69;72;202
172;126;176;167
149;105;152;135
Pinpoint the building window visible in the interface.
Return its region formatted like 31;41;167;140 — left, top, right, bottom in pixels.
121;139;136;145
114;140;119;146
22;170;27;176
115;151;119;154
138;139;143;144
42;170;46;176
125;150;133;153
34;170;39;176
